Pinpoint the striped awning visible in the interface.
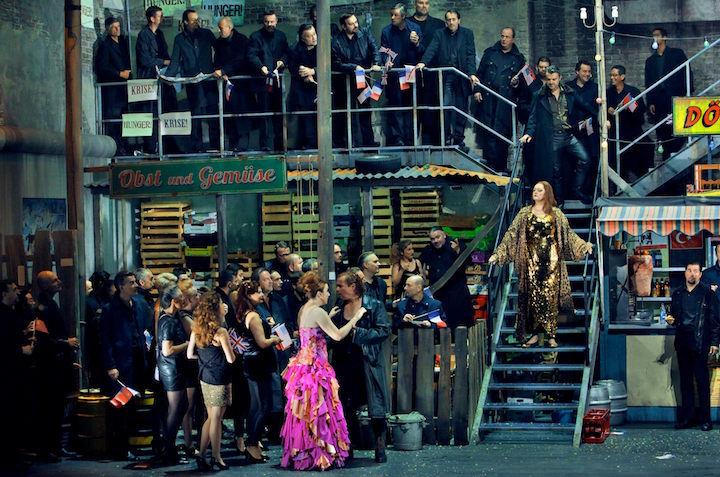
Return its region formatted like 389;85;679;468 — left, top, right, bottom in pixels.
597;205;720;237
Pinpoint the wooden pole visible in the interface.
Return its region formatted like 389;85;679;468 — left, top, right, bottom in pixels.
65;0;85;388
317;0;334;302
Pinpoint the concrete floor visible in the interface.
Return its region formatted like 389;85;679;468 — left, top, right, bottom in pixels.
15;423;719;477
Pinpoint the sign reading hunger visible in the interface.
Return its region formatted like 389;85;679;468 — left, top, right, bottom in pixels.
109;156;287;198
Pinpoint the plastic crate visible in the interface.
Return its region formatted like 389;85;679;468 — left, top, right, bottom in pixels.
582;408;610;443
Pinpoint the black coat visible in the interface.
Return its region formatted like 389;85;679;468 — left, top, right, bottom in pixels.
669;282;720;353
96;35;132;108
474;42;525;133
214;30;249;77
566;79;600;158
420;26;476;98
0;303;27;381
331;295;391;419
331;27;381;73
607;84;647;139
166;28;216;77
644;46;693;112
99;294;151;392
525;83;600;185
288;42;318;108
701;262;720;302
136;25;170;79
247;28;289;92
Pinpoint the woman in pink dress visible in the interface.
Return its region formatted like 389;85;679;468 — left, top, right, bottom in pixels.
280;271;366;470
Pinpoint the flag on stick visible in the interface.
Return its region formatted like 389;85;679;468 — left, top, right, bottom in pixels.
357;86;372;104
228;328;249;354
370;81;383;101
405;65;416;83
520;64;536;86
355;69;366;89
621;93;638;113
110;381;141;408
225;80;233;101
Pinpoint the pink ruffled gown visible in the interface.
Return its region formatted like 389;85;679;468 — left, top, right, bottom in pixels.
280;327;351;470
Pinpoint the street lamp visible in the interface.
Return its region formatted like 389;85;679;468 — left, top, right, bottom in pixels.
580;2;618;197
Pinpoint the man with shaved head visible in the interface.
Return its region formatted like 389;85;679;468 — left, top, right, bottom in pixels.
35;271;80;462
393;274;446;329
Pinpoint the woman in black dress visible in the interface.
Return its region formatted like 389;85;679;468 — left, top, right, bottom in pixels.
187;291;235;471
177;279;200;457
157;285;189;464
391;240;423;298
236;280;281;464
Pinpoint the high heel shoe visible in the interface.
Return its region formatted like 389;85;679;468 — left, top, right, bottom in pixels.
521;335;539;348
196;457;211;472
209;457;230;471
548;339;558;348
245;453;266;465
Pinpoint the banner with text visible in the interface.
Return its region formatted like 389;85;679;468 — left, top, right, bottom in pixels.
159;112;192;135
110;156;287;198
201;0;245;26
673;96;720;136
122;113;154;137
144;0;189;17
81;0;94;28
127;80;158;103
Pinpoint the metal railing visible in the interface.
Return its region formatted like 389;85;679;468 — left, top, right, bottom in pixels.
94;66;518;161
582;165;601;364
612;37;720;173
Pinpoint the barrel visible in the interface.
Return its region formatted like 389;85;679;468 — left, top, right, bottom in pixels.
75;393;111;457
588;384;611;413
128;390;155;452
596;380;627;425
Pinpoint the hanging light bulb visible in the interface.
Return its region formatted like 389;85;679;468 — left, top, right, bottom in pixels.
609;32;616;45
580;7;588;20
652;39;658;50
658;143;664;154
611;6;619;18
595;54;602;61
704;37;710;48
601;140;608;149
711;139;716;149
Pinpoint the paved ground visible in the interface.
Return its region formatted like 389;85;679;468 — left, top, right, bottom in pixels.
16;424;719;477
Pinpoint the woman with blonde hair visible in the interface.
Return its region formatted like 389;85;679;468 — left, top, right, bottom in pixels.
176;278;200;458
390;239;422;298
188;291;235;471
489;181;593;348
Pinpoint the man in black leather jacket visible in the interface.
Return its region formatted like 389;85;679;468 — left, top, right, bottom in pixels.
666;261;720;431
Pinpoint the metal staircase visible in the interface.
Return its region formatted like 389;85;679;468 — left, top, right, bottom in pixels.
472;185;601;447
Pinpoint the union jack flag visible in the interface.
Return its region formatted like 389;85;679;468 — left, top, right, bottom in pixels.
381;69;388;85
228;328;249;354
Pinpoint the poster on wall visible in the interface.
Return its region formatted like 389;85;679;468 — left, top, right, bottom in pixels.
200;0;245;27
144;0;190;18
81;0;94;28
22;199;67;254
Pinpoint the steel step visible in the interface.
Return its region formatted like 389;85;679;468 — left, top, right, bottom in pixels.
485;402;577;411
562;213;591;220
502;309;589;317
478;422;575;431
508;291;586;299
500;327;586;334
566;260;596;266
487;382;582;391
495;345;586;353
493;364;585;372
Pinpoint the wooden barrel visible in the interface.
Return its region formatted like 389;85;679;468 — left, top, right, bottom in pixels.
75;393;111;457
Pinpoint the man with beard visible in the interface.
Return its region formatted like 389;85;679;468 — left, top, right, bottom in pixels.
213;16;250;152
665;262;720;431
288;24;319;149
419;227;473;329
166;9;219;153
248;10;289;152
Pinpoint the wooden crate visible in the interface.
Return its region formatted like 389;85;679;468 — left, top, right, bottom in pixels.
292;195;319;259
400;190;439;249
140;201;191;274
262;193;293;262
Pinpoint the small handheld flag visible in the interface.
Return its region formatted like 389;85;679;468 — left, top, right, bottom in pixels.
399;75;410;91
370;81;383;101
110;381;141;408
520;64;536;86
621;93;638;113
357;86;372;104
405;65;416;83
225;80;233;101
355;70;366;89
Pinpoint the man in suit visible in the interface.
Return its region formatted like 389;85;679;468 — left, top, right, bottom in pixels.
607;64;652;181
248;10;289;152
213;16;250;152
34;271;80;462
288;24;319;150
99;272;152;461
416;10;478;153
331;13;382;148
520;65;599;205
473;27;526;172
380;4;424;146
393;275;446;330
565;60;600;195
166;9;219;153
411;0;446;145
96;17;132;155
645;27;692;160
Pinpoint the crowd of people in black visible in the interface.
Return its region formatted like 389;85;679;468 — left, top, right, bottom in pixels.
1;225;477;471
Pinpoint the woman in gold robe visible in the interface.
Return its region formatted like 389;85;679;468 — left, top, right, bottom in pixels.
489;181;593;347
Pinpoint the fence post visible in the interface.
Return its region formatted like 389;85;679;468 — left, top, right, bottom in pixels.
437;327;452;444
453;326;469;445
416;328;435;444
397;328;414;414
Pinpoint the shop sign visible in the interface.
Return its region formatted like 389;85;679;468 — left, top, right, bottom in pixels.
127;80;158;103
110;156;286;198
673;97;720;136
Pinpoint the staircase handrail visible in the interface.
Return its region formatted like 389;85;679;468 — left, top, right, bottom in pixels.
582;165;602;364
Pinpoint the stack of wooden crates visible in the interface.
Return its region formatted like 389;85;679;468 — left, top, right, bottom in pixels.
400;190;441;251
139;201;191;275
364;188;394;285
261;193;293;263
292;195;319;261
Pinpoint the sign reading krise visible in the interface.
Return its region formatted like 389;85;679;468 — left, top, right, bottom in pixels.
109;156;287;198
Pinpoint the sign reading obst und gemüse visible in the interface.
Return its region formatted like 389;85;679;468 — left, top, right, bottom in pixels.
110;157;286;198
672;97;720;136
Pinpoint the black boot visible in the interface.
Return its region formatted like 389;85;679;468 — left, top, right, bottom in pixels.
374;436;387;463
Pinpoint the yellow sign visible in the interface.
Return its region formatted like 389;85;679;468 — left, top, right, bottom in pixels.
673;97;720;136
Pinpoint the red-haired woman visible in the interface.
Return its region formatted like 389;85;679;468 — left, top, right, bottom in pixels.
489;181;593;348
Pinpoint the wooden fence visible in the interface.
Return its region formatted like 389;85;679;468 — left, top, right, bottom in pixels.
382;321;487;445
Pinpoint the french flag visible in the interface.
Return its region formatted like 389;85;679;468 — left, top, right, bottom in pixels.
370;81;383;101
520;64;535;86
357;86;372;104
225;80;233;101
427;309;447;328
621;93;638;112
355;70;366;90
110;381;141;409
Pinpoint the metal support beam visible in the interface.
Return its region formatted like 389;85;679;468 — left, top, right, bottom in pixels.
216;195;228;272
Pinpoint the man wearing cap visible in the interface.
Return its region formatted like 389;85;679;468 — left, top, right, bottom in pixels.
96;16;132;156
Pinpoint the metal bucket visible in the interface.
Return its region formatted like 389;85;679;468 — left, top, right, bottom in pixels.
596;380;628;425
388;412;426;451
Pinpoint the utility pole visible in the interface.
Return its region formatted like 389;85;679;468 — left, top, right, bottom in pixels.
316;0;335;305
581;2;618;197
